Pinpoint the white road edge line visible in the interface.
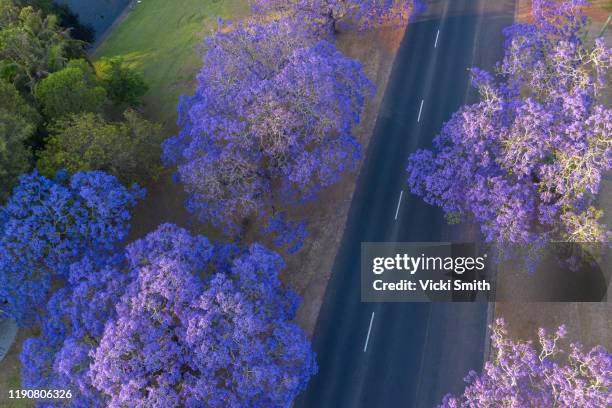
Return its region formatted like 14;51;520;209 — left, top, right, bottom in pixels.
417;99;424;123
434;29;440;48
394;190;404;220
363;312;375;352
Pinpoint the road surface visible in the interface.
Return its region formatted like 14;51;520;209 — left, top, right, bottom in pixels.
296;1;516;407
0;318;17;362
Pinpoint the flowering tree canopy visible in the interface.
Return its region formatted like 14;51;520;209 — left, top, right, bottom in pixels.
21;255;130;408
0;171;142;326
439;319;611;408
406;0;612;245
250;0;424;33
89;224;316;408
163;18;373;232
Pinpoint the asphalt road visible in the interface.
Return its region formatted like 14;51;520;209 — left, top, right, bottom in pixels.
295;1;516;407
0;318;17;362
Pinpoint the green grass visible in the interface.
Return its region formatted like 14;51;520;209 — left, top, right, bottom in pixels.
93;0;249;126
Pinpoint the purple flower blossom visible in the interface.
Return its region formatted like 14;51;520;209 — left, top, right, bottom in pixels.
264;212;308;254
439;318;611;407
20;254;131;408
88;224;316;407
163;17;373;233
406;0;612;245
250;0;424;33
0;171;142;326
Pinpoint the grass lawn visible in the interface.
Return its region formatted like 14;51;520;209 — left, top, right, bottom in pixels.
93;0;249;126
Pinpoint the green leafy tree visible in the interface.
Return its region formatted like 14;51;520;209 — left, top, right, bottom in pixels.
0;1;80;93
96;57;148;106
15;0;95;43
34;59;106;118
0;79;39;200
38;110;165;184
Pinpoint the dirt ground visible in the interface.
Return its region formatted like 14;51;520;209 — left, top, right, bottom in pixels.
492;0;612;352
517;0;611;23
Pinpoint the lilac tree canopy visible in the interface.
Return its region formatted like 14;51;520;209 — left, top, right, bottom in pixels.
163;17;373;232
88;224;316;407
439;318;611;408
250;0;424;33
263;211;308;254
0;171;142;326
20;224;316;407
406;0;612;245
20;254;131;408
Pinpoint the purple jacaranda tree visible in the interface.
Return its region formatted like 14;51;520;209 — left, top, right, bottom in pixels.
439;318;611;408
21;255;131;408
0;171;142;326
163;17;373;233
250;0;424;33
264;211;308;254
406;0;611;245
89;224;316;408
